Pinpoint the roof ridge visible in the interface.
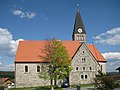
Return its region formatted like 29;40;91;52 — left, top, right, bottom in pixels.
20;40;80;42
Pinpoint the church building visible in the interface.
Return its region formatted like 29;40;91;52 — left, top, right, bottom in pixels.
15;9;107;87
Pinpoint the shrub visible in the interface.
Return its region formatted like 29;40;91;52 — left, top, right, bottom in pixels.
94;73;120;89
0;86;4;90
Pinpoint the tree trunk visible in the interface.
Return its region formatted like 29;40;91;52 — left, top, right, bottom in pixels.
51;86;54;90
51;79;54;90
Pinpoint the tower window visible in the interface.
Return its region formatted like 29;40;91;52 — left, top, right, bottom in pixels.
78;36;80;40
77;36;80;40
85;75;87;79
25;66;28;72
37;66;40;72
81;75;84;79
77;36;79;40
76;67;78;70
81;36;84;40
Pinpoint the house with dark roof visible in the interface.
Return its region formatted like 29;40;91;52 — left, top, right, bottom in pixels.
116;67;120;73
15;8;107;87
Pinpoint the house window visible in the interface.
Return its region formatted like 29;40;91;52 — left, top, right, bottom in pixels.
37;66;40;72
85;75;87;79
83;67;85;70
81;75;84;79
76;67;78;70
90;67;92;70
25;66;28;72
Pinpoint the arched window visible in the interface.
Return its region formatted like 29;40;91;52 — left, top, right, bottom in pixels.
76;36;78;40
76;67;78;70
79;36;81;40
81;75;84;79
25;66;28;72
85;75;87;79
83;67;85;70
77;36;79;40
90;67;92;70
81;36;84;40
37;66;40;72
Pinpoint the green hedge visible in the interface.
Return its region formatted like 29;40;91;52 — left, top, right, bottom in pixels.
0;86;4;90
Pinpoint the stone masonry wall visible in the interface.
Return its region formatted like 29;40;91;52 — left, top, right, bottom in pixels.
15;63;50;88
70;43;99;85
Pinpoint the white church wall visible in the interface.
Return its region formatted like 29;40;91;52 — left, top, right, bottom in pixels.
98;62;106;74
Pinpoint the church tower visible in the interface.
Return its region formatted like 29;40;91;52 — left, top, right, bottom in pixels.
72;8;86;43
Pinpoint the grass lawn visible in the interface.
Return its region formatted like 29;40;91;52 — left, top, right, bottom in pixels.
71;84;94;88
9;86;63;90
9;84;94;90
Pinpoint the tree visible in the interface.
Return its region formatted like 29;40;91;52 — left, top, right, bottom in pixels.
39;39;72;90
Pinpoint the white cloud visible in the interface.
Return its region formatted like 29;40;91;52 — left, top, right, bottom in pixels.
107;60;120;72
6;64;15;67
12;9;36;19
0;57;2;65
0;64;15;71
0;61;1;65
102;52;120;72
0;28;24;56
26;12;36;19
102;52;120;60
8;38;24;56
93;28;120;45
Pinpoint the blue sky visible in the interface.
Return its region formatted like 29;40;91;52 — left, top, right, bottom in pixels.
0;0;120;72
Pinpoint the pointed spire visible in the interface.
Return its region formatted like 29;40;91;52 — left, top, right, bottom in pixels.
73;6;86;34
77;4;80;12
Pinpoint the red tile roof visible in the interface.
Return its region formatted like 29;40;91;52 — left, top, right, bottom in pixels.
87;44;106;62
15;40;80;63
15;41;106;63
